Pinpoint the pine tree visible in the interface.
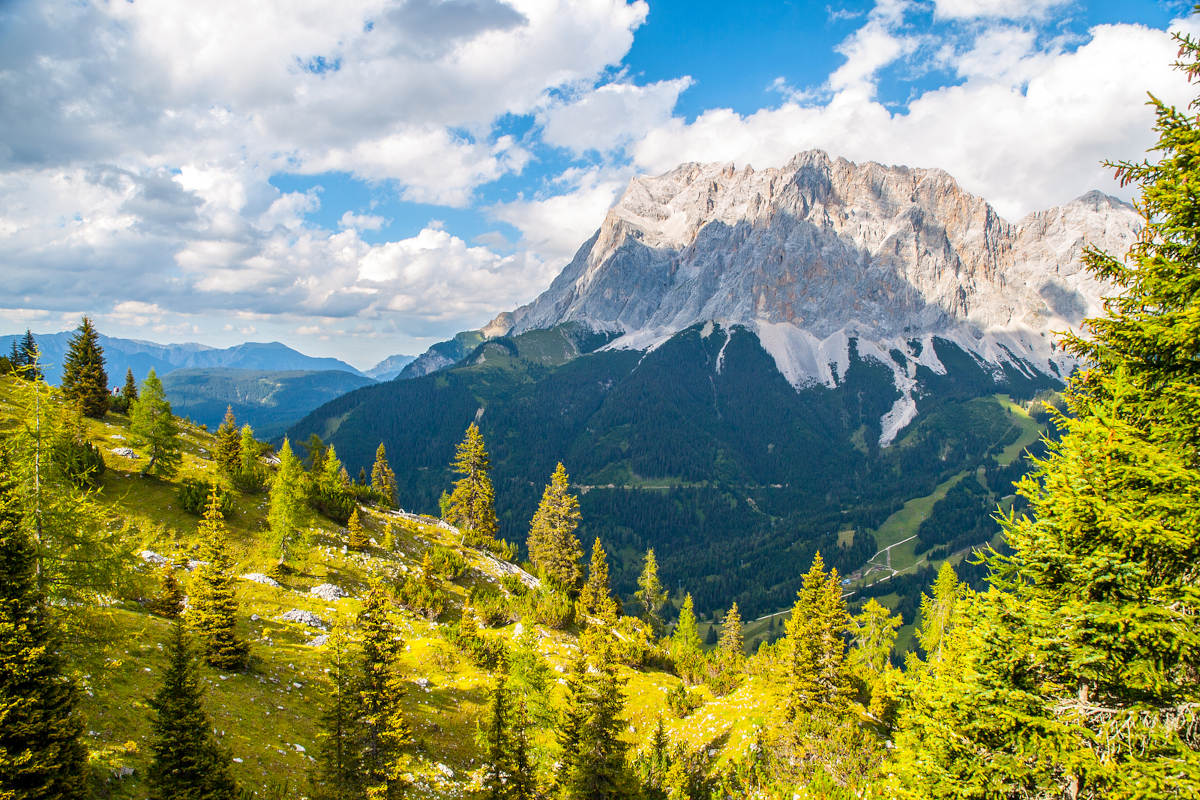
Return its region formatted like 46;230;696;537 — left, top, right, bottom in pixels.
14;329;42;381
481;672;515;800
914;561;961;663
313;626;361;800
670;593;704;685
189;483;249;671
446;423;499;545
716;602;744;674
893;38;1200;797
509;701;536;800
356;581;412;798
122;368;138;403
147;619;238;800
578;538;619;624
346;507;368;550
526;462;583;590
267;438;306;571
0;462;87;799
129;369;182;478
213;406;241;477
634;548;668;636
848;598;901;712
782;553;849;720
150;564;186;618
303;433;327;473
555;642;632;799
370;443;397;508
60;315;109;418
312;444;354;524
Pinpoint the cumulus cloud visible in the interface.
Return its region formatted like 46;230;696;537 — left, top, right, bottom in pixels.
632;16;1199;220
539;77;694;154
933;0;1071;21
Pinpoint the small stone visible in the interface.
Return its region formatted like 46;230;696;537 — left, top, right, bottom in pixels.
240;573;280;588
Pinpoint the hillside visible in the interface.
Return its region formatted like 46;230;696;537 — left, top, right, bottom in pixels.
160;368;375;440
290;321;1054;621
0;374;795;798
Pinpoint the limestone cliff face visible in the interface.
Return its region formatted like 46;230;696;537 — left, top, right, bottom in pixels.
512;151;1137;341
498;151;1139;443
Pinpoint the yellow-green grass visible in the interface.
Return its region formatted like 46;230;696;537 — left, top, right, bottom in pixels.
991;394;1044;467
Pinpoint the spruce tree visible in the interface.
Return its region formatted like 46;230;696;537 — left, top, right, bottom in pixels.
446;423;499;545
526;462;583;590
481;672;514;800
122;368;138;403
848;597;901;712
578;538;619;624
150;564;186;618
346;507;367;550
634;548;667;635
129;369;182;478
213;406;241;477
267;438;306;571
555;642;632;799
303;433;327;472
0;463;87;799
60;315;109;418
356;580;411;798
189;483;249;671
717;603;744;671
670;593;703;685
15;329;42;381
370;443;397;508
893;37;1200;797
914;561;961;663
782;553;849;720
313;626;361;800
147;619;238;800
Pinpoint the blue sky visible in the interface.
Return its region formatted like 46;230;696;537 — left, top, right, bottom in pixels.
0;0;1194;368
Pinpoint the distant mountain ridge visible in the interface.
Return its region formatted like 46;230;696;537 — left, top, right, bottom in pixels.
160;368;375;439
365;353;417;381
0;333;364;386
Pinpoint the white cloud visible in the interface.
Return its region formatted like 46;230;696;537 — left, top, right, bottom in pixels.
540;77;693;154
632;18;1200;220
339;211;387;231
933;0;1070;20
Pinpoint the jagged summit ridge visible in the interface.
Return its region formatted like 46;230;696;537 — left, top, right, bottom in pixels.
493;150;1139;443
510;150;1137;340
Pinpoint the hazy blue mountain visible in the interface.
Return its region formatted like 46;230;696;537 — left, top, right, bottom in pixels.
365;353;417;381
161;368;375;440
0;332;364;385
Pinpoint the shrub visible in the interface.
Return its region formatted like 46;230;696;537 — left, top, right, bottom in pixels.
525;588;573;630
395;575;446;620
428;546;466;581
468;584;515;628
310;483;354;525
500;574;528;597
230;464;266;494
52;436;105;488
665;682;704;718
178;479;235;516
444;620;508;670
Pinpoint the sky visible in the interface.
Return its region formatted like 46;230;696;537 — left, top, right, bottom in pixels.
1;0;1195;370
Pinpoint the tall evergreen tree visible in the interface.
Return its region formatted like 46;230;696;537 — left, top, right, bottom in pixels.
147;619;238;800
914;561;961;664
446;423;499;546
346;507;367;550
634;548;668;636
893;36;1200;798
189;483;249;671
14;329;42;381
578;538;619;624
356;581;412;798
129;369;182;478
303;433;327;473
313;626;361;800
312;444;354;524
122;367;138;403
370;443;397;508
782;553;849;720
481;672;533;800
717;603;744;673
555;643;632;800
670;593;704;685
268;438;306;572
526;462;583;590
213;406;241;477
0;462;87;799
60;316;109;417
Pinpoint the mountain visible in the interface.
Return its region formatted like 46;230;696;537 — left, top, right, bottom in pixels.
365;353;417;381
0;333;364;386
160;368;375;440
290;150;1139;617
